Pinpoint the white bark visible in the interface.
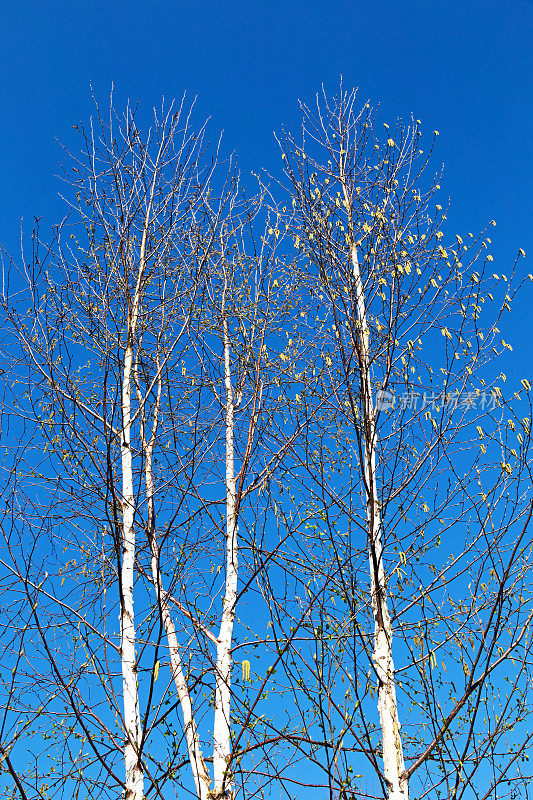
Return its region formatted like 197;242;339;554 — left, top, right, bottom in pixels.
152;581;211;800
120;323;144;800
119;212;152;800
343;181;408;800
141;374;211;800
213;309;238;799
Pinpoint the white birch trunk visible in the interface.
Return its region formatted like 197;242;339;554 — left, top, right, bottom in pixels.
119;215;152;800
143;398;211;800
344;182;408;800
213;310;238;799
120;333;144;800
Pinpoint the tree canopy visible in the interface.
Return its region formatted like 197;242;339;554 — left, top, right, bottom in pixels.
0;87;531;800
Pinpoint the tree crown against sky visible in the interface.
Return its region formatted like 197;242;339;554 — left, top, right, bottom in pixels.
0;87;532;800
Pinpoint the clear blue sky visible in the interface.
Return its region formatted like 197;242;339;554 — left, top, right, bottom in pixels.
1;0;532;372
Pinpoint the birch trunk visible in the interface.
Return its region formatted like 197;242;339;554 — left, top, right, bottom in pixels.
343;180;408;800
142;381;211;800
120;214;153;800
120;327;144;800
213;309;238;799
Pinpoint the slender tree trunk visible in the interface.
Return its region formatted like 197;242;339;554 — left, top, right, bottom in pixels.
213;309;238;799
120;332;144;800
120;213;153;800
142;382;211;800
344;180;408;800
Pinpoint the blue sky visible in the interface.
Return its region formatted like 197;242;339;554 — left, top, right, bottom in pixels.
0;0;531;363
0;2;530;435
2;0;530;380
0;2;530;230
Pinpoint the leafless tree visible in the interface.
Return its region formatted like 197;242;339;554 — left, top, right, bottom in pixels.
1;87;532;800
0;96;308;800
256;86;533;800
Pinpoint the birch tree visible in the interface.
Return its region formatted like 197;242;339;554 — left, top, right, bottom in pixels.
1;85;532;800
0;96;226;800
131;202;308;800
0;95;310;800
259;87;533;800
